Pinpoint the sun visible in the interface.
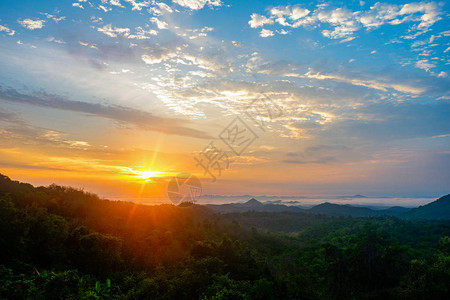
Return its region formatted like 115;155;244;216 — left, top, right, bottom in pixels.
119;167;166;183
136;170;161;179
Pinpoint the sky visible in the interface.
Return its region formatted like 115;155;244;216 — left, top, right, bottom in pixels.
0;0;449;204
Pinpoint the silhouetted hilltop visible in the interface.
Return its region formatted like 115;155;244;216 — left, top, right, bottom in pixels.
400;194;450;220
205;196;446;220
205;198;304;213
243;198;263;206
308;202;379;217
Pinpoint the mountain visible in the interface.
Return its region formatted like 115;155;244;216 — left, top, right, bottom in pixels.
242;198;264;207
400;194;450;220
308;202;379;217
335;194;368;199
205;198;304;213
206;199;381;216
204;198;416;217
382;206;411;216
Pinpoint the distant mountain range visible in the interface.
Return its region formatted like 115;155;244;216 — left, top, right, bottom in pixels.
204;194;450;219
205;198;304;213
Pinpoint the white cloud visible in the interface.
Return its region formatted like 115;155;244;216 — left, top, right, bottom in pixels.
260;29;274;38
42;13;66;23
18;18;45;30
172;0;222;10
91;16;103;23
108;0;124;8
399;2;441;28
148;2;173;15
290;6;311;20
78;41;98;49
269;5;311;27
97;24;130;37
437;71;447;78
124;0;151;11
317;8;360;39
277;29;290;35
286;69;426;95
358;3;401;28
150;17;168;29
248;13;273;28
250;1;444;40
157;2;173;13
46;36;66;44
128;26;158;39
0;24;15;36
72;3;84;9
141;51;176;64
98;5;112;12
415;59;435;71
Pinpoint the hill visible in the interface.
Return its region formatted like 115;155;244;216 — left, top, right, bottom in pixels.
307;202;379;217
205;198;414;218
1;173;450;299
400;194;450;220
205;198;304;213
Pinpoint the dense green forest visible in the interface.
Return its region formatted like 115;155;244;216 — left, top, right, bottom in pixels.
0;174;449;299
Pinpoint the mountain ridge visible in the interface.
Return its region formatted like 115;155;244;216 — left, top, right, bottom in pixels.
204;194;450;219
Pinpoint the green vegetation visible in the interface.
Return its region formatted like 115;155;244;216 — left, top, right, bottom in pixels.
0;174;449;299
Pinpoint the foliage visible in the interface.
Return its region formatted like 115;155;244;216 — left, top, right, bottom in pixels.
0;174;449;299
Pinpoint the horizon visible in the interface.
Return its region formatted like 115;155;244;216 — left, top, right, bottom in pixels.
1;0;449;204
0;172;441;208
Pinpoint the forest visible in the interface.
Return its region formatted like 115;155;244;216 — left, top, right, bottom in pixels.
0;174;449;299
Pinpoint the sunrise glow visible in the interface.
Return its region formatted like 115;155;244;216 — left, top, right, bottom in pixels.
0;0;448;203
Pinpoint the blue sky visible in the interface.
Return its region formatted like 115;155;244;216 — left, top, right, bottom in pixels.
0;0;449;201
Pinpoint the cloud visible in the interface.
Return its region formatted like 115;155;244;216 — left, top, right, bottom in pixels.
72;3;84;9
331;102;450;142
124;0;151;11
41;13;66;23
108;0;124;8
415;59;435;71
18;18;45;30
0;24;15;36
150;17;168;29
248;13;274;28
139;43;231;75
269;5;311;27
260;29;274;38
42;13;66;23
399;1;442;28
97;24;131;38
286;69;427;95
281;157;334;164
98;5;112;12
78;41;98;49
277;29;290;35
46;36;66;44
0;109;24;125
0;106;91;150
128;26;158;39
0;86;212;139
172;0;222;10
249;1;444;40
148;2;173;15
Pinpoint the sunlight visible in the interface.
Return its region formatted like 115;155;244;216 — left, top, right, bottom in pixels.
136;170;162;180
119;167;164;182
